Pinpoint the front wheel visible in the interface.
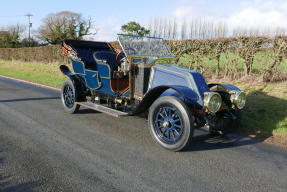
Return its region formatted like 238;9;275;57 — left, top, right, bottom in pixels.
148;96;194;151
61;79;80;113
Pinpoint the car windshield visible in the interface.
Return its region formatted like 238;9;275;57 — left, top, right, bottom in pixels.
118;34;173;57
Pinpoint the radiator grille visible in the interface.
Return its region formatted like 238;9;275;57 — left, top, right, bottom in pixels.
134;66;150;99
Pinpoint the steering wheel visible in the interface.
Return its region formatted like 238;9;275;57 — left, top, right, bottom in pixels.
116;48;137;63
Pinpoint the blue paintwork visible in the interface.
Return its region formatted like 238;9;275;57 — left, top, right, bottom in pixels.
160;85;199;102
191;72;210;98
70;58;130;97
85;70;100;89
150;69;188;88
149;64;210;106
97;63;111;79
72;60;85;74
95;78;115;95
122;90;130;97
132;85;199;114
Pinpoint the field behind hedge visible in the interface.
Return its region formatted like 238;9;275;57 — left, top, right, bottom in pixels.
0;36;287;82
168;36;287;82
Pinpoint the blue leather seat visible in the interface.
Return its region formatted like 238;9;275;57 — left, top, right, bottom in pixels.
93;51;120;71
76;48;97;70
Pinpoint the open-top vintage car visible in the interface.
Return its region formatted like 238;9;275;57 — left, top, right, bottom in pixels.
60;34;246;151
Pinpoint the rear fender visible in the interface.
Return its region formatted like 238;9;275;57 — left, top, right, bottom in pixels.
60;65;74;77
60;65;86;96
60;65;84;83
132;85;199;115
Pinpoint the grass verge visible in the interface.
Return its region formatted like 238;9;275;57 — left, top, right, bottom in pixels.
0;60;65;88
233;79;287;146
0;60;286;146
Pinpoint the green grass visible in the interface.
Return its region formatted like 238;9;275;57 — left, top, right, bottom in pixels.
0;60;286;139
234;82;287;137
0;60;65;88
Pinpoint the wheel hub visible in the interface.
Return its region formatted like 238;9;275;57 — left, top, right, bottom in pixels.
163;121;170;128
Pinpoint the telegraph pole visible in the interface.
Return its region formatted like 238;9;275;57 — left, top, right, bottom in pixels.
25;14;33;46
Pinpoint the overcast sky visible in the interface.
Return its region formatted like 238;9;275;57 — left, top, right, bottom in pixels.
0;0;287;40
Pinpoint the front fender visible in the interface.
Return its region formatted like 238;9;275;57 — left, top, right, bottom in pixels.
208;83;243;108
208;83;242;92
131;85;199;115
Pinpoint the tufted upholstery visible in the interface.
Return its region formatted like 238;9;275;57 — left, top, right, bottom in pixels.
93;51;120;70
74;48;97;70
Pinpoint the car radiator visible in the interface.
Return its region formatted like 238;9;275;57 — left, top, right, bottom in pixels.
134;65;151;100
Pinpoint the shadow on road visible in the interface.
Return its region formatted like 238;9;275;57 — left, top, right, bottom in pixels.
76;108;100;114
0;97;60;103
184;129;260;152
0;150;41;192
68;104;265;152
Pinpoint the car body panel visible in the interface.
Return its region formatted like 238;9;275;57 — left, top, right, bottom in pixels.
149;63;210;106
132;85;199;114
208;83;242;92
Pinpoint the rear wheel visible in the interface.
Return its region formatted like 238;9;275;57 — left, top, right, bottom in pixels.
61;79;80;113
148;96;194;151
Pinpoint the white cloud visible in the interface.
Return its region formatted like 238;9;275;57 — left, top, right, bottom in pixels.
89;0;287;40
228;1;287;29
173;6;195;19
91;17;123;41
171;0;287;33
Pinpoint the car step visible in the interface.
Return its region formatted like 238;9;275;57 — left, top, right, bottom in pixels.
76;102;129;118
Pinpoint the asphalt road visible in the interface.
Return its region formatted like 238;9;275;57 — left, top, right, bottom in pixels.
0;76;287;192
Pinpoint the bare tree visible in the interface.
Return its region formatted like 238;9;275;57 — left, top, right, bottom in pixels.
38;11;95;44
162;18;168;39
172;18;178;40
275;27;286;37
148;17;155;36
0;24;25;48
181;20;187;40
152;18;159;37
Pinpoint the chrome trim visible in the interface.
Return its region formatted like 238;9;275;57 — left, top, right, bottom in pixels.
203;92;222;113
230;91;246;109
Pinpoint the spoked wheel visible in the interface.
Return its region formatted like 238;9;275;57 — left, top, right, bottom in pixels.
61;79;80;113
148;96;194;151
63;85;74;108
154;106;184;144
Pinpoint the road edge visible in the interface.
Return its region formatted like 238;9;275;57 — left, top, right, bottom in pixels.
0;74;61;91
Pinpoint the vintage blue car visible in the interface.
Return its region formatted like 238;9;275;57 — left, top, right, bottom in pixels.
60;34;246;151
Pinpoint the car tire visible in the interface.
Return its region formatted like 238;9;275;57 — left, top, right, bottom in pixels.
61;79;80;114
148;96;194;151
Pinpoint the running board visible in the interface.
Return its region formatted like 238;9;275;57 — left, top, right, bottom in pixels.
76;102;129;118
